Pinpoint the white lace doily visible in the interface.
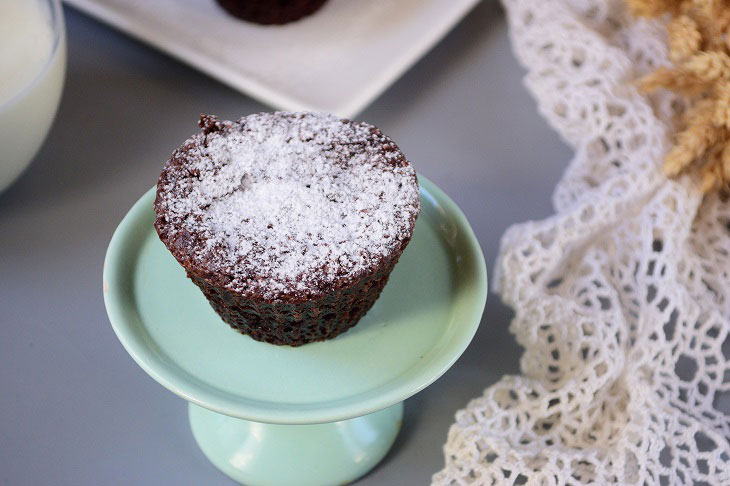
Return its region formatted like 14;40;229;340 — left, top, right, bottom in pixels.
433;0;730;484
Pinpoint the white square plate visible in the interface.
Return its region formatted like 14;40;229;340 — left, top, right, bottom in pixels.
64;0;480;118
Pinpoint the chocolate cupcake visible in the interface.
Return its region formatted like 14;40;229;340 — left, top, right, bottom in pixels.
215;0;328;25
154;112;420;346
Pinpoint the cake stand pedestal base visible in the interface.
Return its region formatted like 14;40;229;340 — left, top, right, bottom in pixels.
188;402;404;486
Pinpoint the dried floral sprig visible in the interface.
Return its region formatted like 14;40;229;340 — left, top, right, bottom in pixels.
625;0;682;17
667;15;701;63
628;0;730;191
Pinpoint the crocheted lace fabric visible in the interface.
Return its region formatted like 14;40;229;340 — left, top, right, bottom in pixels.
433;0;730;484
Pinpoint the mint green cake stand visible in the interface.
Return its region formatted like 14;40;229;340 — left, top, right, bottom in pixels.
103;176;487;486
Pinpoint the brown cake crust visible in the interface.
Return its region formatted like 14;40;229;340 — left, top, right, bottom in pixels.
187;237;408;345
154;112;419;346
215;0;328;25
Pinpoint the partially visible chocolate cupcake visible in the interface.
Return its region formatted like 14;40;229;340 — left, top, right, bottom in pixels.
154;112;420;346
215;0;328;25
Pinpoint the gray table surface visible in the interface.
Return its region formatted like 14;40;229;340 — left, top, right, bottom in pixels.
0;2;571;485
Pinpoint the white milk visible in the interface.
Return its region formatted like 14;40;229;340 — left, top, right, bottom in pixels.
0;0;65;192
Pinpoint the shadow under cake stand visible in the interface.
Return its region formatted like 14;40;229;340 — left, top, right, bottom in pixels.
103;177;487;486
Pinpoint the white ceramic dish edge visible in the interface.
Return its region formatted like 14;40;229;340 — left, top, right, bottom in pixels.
62;0;480;118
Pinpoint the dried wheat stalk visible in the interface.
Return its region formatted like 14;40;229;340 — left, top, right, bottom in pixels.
628;0;730;191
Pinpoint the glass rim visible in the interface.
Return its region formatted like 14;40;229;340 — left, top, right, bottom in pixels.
0;0;65;112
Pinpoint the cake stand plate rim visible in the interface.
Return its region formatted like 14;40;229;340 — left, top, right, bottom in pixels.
103;175;487;424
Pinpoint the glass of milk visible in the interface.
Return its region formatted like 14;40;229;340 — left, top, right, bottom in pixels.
0;0;66;193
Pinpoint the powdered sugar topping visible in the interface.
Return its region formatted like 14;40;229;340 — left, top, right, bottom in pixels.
155;112;420;300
